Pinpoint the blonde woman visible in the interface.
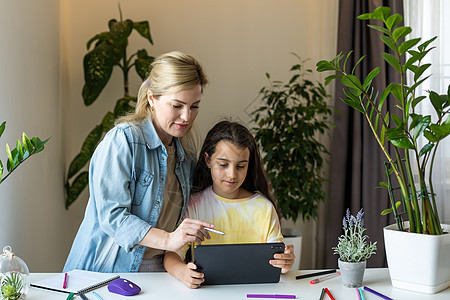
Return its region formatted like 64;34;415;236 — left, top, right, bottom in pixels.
64;51;214;273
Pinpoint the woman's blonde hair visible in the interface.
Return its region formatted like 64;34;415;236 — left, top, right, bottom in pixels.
117;51;208;159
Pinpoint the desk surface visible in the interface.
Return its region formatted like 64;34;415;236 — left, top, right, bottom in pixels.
28;269;449;299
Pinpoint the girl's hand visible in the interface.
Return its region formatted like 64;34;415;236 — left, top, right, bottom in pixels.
269;244;295;273
179;262;205;289
166;218;213;252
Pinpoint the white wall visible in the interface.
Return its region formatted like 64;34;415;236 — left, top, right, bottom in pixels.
62;0;338;270
0;0;337;272
0;0;66;272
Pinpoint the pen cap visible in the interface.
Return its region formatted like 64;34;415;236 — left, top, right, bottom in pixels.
0;246;31;299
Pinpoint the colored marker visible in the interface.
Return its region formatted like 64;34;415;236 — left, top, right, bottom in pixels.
358;287;365;300
205;227;226;235
79;294;89;300
310;272;341;284
355;288;361;300
65;293;74;300
319;288;325;300
296;269;336;280
93;292;103;300
247;294;296;299
363;286;393;300
324;288;335;300
63;272;68;289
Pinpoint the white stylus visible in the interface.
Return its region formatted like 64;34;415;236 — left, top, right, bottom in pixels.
205;228;226;235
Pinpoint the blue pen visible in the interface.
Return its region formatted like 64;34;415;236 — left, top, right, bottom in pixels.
93;291;103;300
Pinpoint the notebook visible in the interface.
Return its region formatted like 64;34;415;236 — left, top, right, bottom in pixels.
193;242;285;285
31;269;120;295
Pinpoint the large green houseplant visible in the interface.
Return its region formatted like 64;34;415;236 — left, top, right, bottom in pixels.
251;55;333;223
317;6;450;235
0;121;49;185
65;8;154;208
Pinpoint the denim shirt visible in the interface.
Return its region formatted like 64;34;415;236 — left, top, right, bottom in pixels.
63;119;194;272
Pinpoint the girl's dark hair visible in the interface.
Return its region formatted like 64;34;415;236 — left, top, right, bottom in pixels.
192;120;276;208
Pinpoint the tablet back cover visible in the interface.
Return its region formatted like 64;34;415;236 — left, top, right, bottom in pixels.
193;243;285;285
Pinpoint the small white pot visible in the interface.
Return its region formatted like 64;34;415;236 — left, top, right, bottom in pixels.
384;222;450;294
338;259;366;288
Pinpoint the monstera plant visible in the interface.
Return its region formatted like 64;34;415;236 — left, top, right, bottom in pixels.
65;8;154;208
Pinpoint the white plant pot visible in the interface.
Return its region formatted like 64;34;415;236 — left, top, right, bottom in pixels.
282;228;302;270
383;222;450;294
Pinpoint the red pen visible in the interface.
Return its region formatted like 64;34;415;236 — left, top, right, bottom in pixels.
324;288;335;300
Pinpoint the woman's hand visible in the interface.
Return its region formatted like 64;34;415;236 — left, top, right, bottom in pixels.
269;244;295;273
166;218;214;252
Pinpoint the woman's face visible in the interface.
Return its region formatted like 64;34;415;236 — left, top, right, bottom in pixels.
205;141;250;199
148;84;202;145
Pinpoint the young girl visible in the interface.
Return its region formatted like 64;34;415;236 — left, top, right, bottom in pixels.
164;120;295;288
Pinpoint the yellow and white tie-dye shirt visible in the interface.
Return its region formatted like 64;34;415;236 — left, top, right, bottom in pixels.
177;186;283;259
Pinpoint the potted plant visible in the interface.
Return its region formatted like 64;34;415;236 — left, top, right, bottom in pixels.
333;208;377;288
0;121;50;185
317;6;450;293
64;6;154;208
250;55;333;269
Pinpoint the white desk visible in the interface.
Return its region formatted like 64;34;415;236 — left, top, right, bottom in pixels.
28;269;449;299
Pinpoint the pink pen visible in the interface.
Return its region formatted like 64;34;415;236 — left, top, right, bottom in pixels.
63;272;68;289
310;272;341;284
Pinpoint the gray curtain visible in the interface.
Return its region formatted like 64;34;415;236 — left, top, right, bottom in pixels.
322;0;403;268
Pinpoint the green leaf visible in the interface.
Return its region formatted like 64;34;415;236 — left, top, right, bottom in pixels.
418;36;437;51
414;64;431;81
367;24;390;35
386;14;402;30
67;125;103;179
134;49;154;80
341;75;363;90
429;91;443;114
358;13;377;20
424;130;438;143
324;74;342;86
133;21;153;44
380;35;396;52
16;140;24;162
82;42;115;106
382;53;401;72
419;143;434;157
0;159;3;179
6;143;13;172
363;67;380;90
392;26;412;42
412;115;431;140
0;121;5;138
391;114;403;127
391;137;414;149
66;172;89;209
316;60;337;72
381;201;401;215
390;83;403;103
341;97;364;114
411;96;427;109
398;38;421;55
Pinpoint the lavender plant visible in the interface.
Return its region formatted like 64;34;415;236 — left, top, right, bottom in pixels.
333;208;377;262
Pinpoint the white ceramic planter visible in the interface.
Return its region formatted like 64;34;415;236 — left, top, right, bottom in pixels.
383;222;450;294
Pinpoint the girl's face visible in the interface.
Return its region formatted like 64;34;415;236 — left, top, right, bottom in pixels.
148;84;202;145
205;140;250;199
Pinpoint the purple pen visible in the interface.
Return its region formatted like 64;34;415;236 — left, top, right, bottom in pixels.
247;294;296;299
363;286;393;300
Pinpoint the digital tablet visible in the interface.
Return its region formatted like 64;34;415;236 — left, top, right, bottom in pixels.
193;242;285;285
